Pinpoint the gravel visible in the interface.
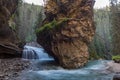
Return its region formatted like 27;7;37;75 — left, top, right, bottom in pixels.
0;58;30;80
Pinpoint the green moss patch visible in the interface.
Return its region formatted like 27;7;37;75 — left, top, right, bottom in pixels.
112;55;120;61
35;18;68;33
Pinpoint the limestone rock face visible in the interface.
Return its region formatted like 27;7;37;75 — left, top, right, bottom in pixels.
37;0;95;69
0;0;21;58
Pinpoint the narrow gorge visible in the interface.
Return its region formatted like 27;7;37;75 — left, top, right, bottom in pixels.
0;0;120;80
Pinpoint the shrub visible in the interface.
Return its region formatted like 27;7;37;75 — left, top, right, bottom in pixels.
112;55;120;63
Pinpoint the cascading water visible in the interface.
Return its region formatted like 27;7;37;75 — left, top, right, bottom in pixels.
21;45;114;80
19;60;114;80
22;45;53;60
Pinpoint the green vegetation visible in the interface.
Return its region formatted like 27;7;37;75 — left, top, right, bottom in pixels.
89;7;111;60
36;18;68;33
89;1;120;60
10;23;16;30
15;3;43;42
112;55;120;63
9;14;16;31
110;0;120;55
112;55;120;60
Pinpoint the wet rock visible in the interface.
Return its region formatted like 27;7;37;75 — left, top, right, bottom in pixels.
37;0;95;69
113;74;120;80
106;61;120;80
106;61;120;73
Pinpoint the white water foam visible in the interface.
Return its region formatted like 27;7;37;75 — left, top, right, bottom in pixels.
22;46;53;60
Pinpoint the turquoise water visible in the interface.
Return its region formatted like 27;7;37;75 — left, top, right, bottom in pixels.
20;60;114;80
21;46;114;80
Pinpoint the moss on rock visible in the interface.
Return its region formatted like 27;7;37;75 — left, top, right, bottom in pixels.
37;0;95;69
36;18;68;33
112;55;120;63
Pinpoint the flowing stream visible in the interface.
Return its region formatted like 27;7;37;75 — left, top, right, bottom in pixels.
21;46;114;80
22;46;53;60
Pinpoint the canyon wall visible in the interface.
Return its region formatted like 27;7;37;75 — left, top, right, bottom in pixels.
0;0;21;58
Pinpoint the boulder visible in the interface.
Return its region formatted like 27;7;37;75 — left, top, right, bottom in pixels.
107;61;120;73
113;74;120;80
37;0;95;69
0;0;22;58
106;61;120;80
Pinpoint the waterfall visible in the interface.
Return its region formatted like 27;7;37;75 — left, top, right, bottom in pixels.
22;46;53;60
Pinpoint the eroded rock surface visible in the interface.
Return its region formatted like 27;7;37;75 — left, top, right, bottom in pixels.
37;0;95;69
0;0;22;58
